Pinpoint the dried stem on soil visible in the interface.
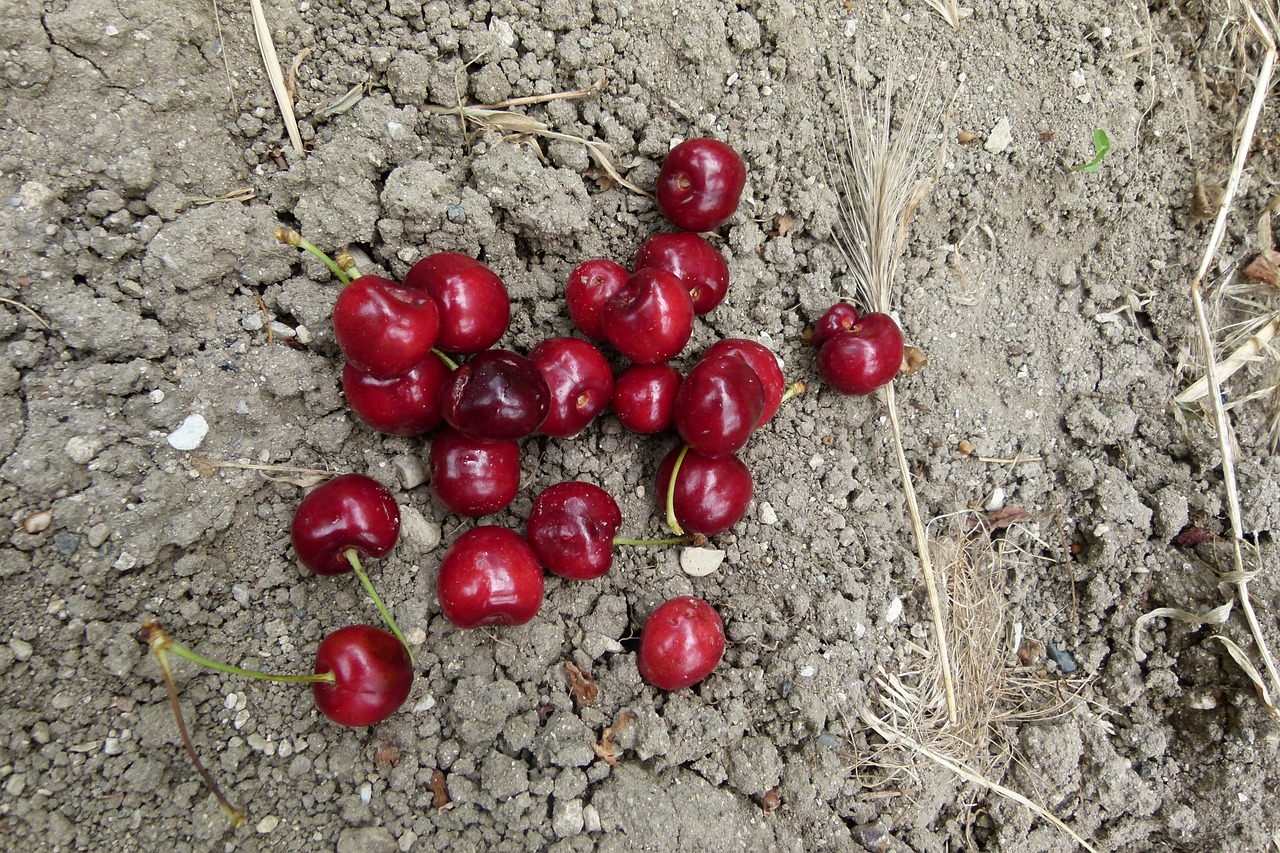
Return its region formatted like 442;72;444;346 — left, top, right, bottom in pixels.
827;75;957;723
249;0;304;156
1172;0;1280;718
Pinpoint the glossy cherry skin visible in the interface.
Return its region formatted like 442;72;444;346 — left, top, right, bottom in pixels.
313;625;414;727
810;302;860;349
429;427;520;516
601;268;696;364
526;482;623;580
440;349;550;440
655;138;746;232
816;312;904;396
403;252;510;354
637;596;725;691
528;337;615;439
700;339;786;427
437;526;544;628
291;474;400;576
565;259;629;340
343;354;451;436
612;363;683;434
634;232;730;316
656;445;752;536
333;275;440;379
674;355;765;458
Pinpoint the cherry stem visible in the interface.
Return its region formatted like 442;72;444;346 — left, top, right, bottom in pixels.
664;444;690;536
779;380;806;405
148;627;336;686
274;227;351;285
431;348;460;371
613;535;693;547
140;621;247;828
335;249;363;280
345;549;415;666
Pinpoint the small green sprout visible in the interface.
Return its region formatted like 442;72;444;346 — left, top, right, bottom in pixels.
1070;129;1112;173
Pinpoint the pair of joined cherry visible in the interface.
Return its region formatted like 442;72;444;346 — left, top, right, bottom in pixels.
810;302;905;396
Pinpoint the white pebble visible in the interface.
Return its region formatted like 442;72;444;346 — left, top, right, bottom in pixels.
103;738;122;755
984;487;1006;511
234;709;250;729
256;815;280;833
10;638;33;661
269;321;296;339
884;596;903;624
758;502;778;525
399;505;441;551
112;551;137;571
680;547;726;577
295;325;312;344
241;314;264;331
166;413;209;450
21;510;52;534
5;774;26;797
583;804;601;833
224;693;238;710
65;436;103;464
360;782;372;804
399;829;418;851
406;628;427;647
412;695;437;713
392;455;427;490
984;117;1012;154
148;389;165;404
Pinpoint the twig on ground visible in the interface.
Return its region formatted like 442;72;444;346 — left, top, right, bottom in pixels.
0;297;49;329
249;0;304;156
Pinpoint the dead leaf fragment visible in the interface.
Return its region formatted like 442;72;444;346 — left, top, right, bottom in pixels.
374;743;400;767
429;769;452;809
1242;250;1280;286
900;345;928;376
564;661;599;706
1017;638;1045;666
1172;525;1215;548
956;129;977;144
768;213;796;237
966;505;1033;535
755;786;781;815
592;711;635;766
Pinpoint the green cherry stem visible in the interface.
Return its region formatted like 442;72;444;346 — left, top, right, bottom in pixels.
664;444;691;536
344;549;414;666
335;249;364;280
779;380;806;405
613;535;693;547
274;227;351;285
147;623;336;686
431;348;460;371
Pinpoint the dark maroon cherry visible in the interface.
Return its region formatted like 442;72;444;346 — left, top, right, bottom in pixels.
637;596;725;691
816;312;904;396
429;426;521;516
634;232;730;316
656;445;752;536
612;363;683;434
655;138;746;232
526;482;623;581
565;259;629;340
333;275;440;379
291;474;400;576
403;252;510;354
528;337;614;439
601;268;696;364
437;526;544;628
343;354;451;436
810;302;860;349
313;625;414;727
674;355;765;458
440;349;550;440
700;338;786;426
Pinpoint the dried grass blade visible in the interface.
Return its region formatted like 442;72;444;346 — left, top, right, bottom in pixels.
1175;314;1280;404
1208;635;1280;717
249;0;304;156
1132;602;1233;662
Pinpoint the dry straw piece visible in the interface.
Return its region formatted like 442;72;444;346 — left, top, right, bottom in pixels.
249;0;305;156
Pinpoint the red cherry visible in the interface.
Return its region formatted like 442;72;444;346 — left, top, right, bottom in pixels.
526;482;623;580
634;232;730;316
312;625;414;727
637;596;725;690
674;355;765;458
700;339;786;426
655;138;746;232
333;275;440;378
404;253;510;354
527;337;614;439
439;349;550;440
611;363;683;434
810;302;860;349
342;354;451;436
291;474;400;576
601;268;696;364
656;445;752;536
816;312;904;396
565;259;629;340
428;426;520;517
437;526;544;628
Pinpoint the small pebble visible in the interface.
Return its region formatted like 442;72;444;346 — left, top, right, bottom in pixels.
399;505;441;551
269;321;296;339
296;325;312;344
392;454;427;490
884;596;903;624
241;314;264;331
406;628;427;647
412;695;436;713
231;585;251;606
582;804;601;833
234;709;250;729
5;774;26;797
148;389;165;404
21;511;52;534
984;487;1006;511
65;436;103;464
360;781;372;804
9;639;33;662
167;413;209;451
278;740;294;758
256;815;280;834
758;502;778;525
87;524;111;547
680;547;725;577
103;737;122;755
399;829;418;851
985;117;1012;154
446;203;466;223
113;552;138;571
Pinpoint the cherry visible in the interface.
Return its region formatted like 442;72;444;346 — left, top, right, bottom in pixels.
437;526;544;628
343;354;451;436
633;232;730;316
404;252;510;354
674;355;765;458
611;362;683;434
816;311;904;396
700;338;786;427
333;275;441;378
601;268;696;364
312;624;415;727
429;426;521;516
565;258;629;340
636;596;725;690
655;138;746;232
656;445;753;536
526;482;623;580
291;473;400;577
809;302;860;349
528;337;614;439
440;349;550;440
